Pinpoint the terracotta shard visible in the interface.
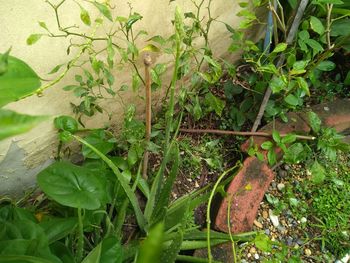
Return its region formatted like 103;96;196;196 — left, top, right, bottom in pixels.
215;157;275;233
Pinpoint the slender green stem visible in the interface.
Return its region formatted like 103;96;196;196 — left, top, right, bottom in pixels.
227;195;237;263
206;163;240;263
77;207;84;262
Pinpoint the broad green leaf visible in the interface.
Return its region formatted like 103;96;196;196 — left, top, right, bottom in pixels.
0;48;10;75
272;43;287;53
283;143;306;163
54;115;78;133
37;161;107;209
316;61;336;71
267;149;277;165
0;109;47;140
272;130;281;143
80;7;91;26
281;134;297;144
307;111;321;133
331;19;350;36
317;0;343;4
82;237;122;263
26;34;42;45
254;233;272;252
310;160;326;184
269;76;286;93
0;255;54;263
310;16;325;35
344;70;350;85
284;94;299;106
40;218;77;244
136;223;164;263
82;130;115;159
261;141;273;150
93;2;112;21
305;39;324;53
126;13;143;32
0;54;41;107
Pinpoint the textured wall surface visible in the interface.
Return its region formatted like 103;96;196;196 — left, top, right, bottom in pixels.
0;0;264;195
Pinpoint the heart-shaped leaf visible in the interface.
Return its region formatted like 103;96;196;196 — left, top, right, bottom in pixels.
37;162;107;210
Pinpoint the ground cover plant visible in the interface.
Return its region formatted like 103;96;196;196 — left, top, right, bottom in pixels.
0;0;350;262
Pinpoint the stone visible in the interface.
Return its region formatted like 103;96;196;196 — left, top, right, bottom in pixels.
215;157;275;233
305;248;312;256
277;183;285;191
262;210;269;219
269;209;279;227
249;247;257;254
253;220;263;229
264;229;270;235
300;217;307;224
254;253;260;260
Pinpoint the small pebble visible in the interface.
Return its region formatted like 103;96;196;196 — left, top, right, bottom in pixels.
247;253;251;258
278;170;288;177
296;239;304;245
284;164;290;170
277;183;285;191
286;236;294;246
253;220;263;229
305;248;312;256
269;209;280;227
249;247;257;254
262;210;268;219
271;182;277;189
300;217;307;224
264;229;270;235
254;253;260;260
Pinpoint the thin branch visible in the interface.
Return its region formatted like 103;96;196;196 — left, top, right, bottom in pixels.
179;128;316;140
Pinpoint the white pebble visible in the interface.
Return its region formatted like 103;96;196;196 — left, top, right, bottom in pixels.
254;253;260;260
269;209;280;227
277;183;285;191
300;217;307;224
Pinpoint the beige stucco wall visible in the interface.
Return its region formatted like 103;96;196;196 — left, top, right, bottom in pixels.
0;0;265;195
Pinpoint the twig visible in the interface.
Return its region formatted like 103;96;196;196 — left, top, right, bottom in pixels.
326;4;334;50
142;54;152;180
251;0;309;132
179;128;316;140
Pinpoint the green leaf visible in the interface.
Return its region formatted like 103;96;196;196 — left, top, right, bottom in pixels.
261;141;273;150
267;149;277;165
281;134;297;144
26;34;42;45
272;43;287;53
80;7;91;26
269;76;286;93
310;16;325;35
141;44;160;52
0;48;10;75
204;92;225;116
296;77;310;96
48;64;64;74
307;111;321;133
254;233;272;252
305;39;324;53
38;21;49;31
54;115;78;133
0;255;54;263
310;160;326;184
331;18;350;36
93;2;112;21
136;223;164;263
126;13;143;32
283;143;306;163
316;61;336;71
0;109;47;140
82;130;115;159
0;54;41;107
40;218;77;244
284;94;299;106
272;130;281;143
82;237;122;263
37;161;107;210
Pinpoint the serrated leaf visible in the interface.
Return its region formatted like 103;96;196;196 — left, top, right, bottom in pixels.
307;111;321;133
310;160;326;184
26;34;42;45
93;2;112;21
310;16;325;35
272;43;287;53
